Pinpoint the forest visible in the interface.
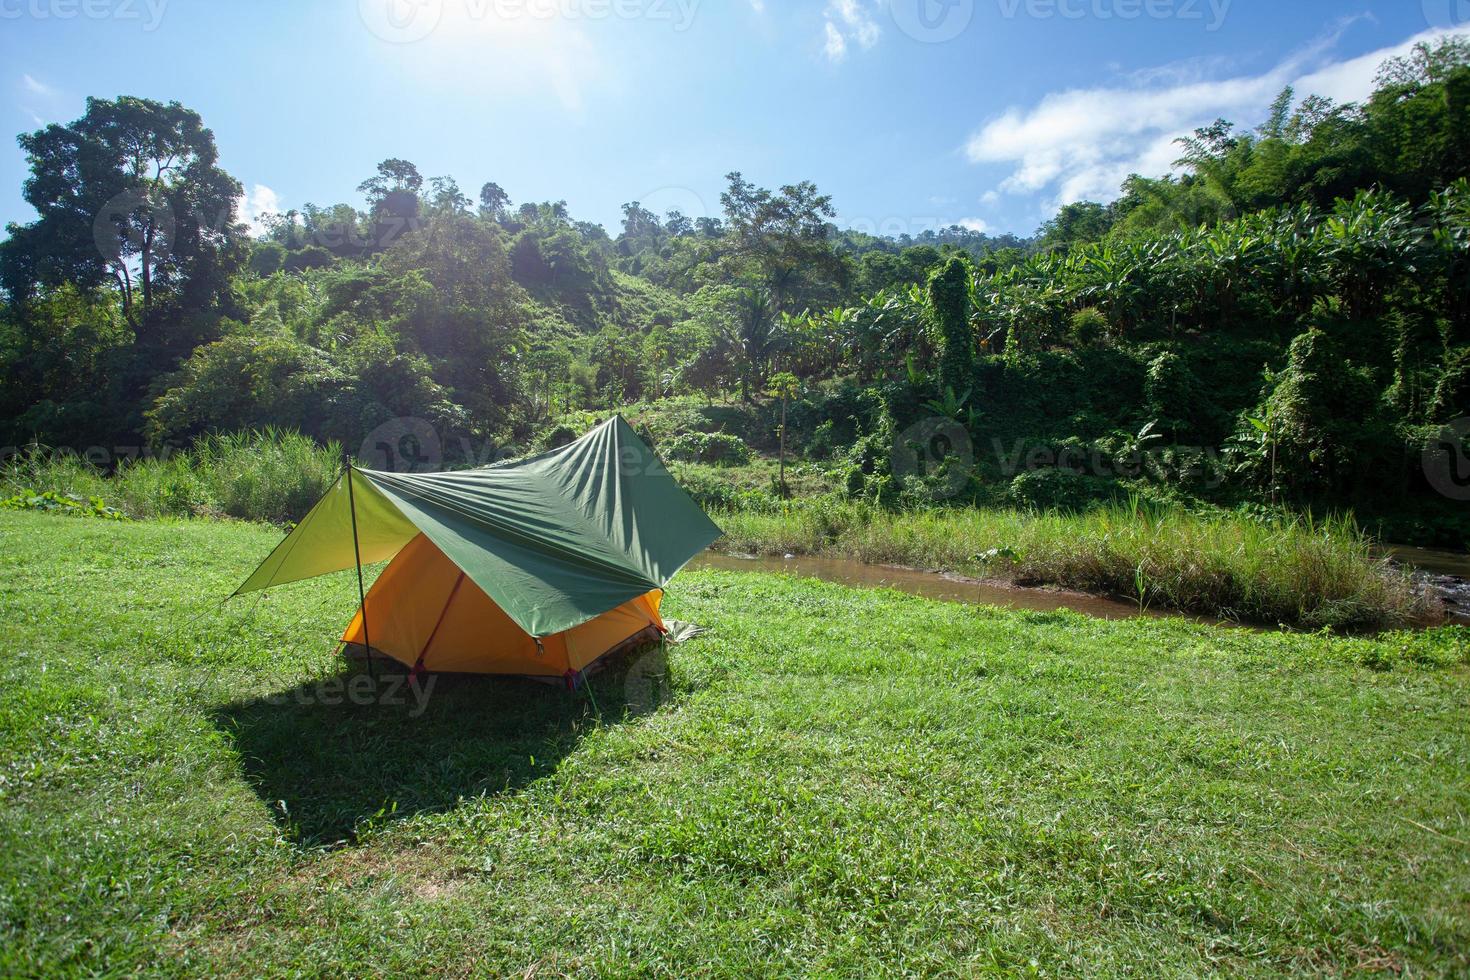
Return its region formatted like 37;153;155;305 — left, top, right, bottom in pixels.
2;38;1469;546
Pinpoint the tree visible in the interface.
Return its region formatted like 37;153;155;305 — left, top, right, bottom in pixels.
719;172;846;312
1260;328;1388;499
358;158;423;206
478;182;510;221
620;202;662;244
689;283;777;401
1036;201;1113;251
358;158;423;249
767;371;800;496
428;176;471;216
927;256;973;396
1;96;244;351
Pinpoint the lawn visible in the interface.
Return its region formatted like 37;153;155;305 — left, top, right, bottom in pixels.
0;510;1467;976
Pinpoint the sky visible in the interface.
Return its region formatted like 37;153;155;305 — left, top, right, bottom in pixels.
2;0;1469;240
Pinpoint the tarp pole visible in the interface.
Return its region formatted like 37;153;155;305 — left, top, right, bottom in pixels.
344;450;376;682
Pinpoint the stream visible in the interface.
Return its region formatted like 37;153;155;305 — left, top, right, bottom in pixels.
690;552;1217;624
690;546;1470;629
1381;544;1470;625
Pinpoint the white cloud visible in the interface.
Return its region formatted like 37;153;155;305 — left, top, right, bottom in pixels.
979;190;1000;206
823;0;880;63
824;20;848;61
18;73;64;126
958;217;990;233
965;23;1470;213
237;184;281;237
747;0;765;12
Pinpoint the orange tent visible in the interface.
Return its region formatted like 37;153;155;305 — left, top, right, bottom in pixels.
342;533;666;683
235;418;721;687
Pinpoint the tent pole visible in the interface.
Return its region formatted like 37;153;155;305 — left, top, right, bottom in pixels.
344;450;376;682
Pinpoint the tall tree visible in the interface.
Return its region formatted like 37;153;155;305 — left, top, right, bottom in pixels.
358;158;423;249
478;181;510;221
1;96;244;351
719;172;846;312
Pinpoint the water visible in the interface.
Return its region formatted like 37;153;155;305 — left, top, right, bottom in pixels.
691;547;1470;629
689;552;1219;624
1382;545;1470;625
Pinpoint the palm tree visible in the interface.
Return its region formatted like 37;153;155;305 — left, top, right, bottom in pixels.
722;285;777;402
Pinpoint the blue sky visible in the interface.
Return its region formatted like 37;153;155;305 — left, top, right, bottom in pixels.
3;0;1468;239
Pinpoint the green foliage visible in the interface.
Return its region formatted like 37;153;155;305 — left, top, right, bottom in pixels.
1068;306;1109;346
1;95;246;353
1144;350;1202;438
714;499;1434;631
5;51;1470;531
664;431;752;466
0;489;127;519
1253;328;1392;499
926;256;973;394
0;430;339;523
144;331;464;450
1006;467;1117;512
1431;347;1470;422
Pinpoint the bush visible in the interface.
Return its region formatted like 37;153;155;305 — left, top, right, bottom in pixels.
927;256;974;395
1006;467;1117;511
538;423;581;451
807;419;838;460
1431;346;1470;421
1;489;127;520
664;431;752;466
1069;307;1109;346
190;430;341;523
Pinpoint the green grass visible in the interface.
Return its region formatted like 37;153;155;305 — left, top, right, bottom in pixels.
0;429;340;524
714;499;1436;632
0;512;1467;975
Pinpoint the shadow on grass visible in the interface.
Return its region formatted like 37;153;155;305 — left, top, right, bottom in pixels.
216;646;673;845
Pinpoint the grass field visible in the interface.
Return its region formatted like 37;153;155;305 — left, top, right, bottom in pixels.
1;511;1467;976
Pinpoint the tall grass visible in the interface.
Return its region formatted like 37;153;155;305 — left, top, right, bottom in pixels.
714;498;1435;631
0;429;339;524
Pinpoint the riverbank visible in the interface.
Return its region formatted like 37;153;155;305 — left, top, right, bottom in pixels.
712;500;1439;632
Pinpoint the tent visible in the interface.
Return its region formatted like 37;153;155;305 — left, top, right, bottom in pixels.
234;416;722;684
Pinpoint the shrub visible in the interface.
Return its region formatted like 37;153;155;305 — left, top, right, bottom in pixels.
1;489;127;520
190;430;340;523
538;423;581;451
1431;346;1470;421
664;431;752;466
807;419;838;460
1006;467;1117;511
1069;307;1109;346
709;499;1433;631
1144;350;1203;438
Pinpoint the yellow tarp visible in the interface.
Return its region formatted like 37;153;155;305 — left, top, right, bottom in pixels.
233;470;418;597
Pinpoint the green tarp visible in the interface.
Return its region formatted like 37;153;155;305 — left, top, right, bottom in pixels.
234;416;722;637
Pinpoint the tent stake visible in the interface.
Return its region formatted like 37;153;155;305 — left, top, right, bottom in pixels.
344;450;376;683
